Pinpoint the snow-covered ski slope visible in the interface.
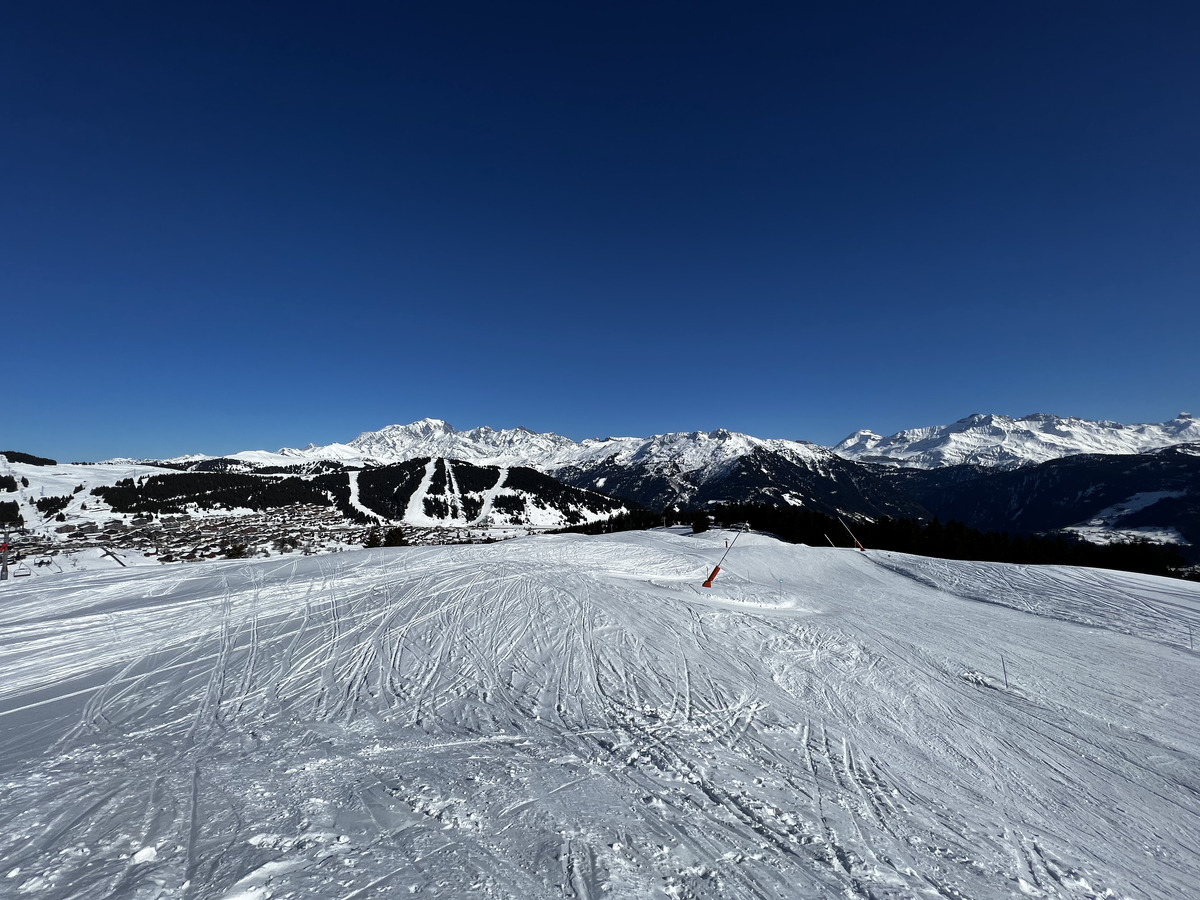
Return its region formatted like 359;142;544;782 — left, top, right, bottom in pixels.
2;531;1198;900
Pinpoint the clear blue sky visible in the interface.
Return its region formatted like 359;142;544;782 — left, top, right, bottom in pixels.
4;1;1197;461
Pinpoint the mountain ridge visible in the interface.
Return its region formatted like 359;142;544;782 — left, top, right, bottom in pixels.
143;411;1200;475
833;411;1199;469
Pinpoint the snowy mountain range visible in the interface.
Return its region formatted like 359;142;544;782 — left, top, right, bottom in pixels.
175;411;1200;476
205;418;832;477
10;411;1199;559
833;411;1200;469
163;420;861;518
188;412;1200;535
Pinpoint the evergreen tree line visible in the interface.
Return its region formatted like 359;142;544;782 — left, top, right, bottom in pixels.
492;495;527;520
423;496;455;519
557;502;1188;578
307;472;376;523
356;461;430;520
505;468;626;518
0;501;22;526
451;462;505;494
427;458;450;495
552;508;666;535
363;527;408;547
709;502;1190;578
459;494;484;521
34;495;72;517
1;451;56;466
95;473;334;514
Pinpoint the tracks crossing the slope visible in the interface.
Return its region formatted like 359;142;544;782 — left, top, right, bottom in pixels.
1;535;1198;899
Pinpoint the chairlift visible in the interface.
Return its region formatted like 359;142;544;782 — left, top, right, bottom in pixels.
13;560;32;577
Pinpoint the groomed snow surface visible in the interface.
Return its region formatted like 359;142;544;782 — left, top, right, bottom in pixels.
2;530;1198;899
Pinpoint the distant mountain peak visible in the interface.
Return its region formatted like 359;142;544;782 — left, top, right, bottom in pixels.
371;418;455;437
165;411;1200;482
833;412;1200;469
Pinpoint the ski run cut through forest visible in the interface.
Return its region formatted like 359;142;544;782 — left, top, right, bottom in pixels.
2;529;1199;900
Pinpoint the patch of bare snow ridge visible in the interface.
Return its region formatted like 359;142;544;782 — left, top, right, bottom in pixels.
0;528;1197;899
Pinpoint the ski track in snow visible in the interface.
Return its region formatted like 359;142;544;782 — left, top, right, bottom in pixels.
1;531;1198;899
474;467;510;526
402;459;439;527
345;470;383;524
444;460;462;521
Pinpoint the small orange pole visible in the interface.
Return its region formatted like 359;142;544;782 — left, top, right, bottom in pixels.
703;528;745;588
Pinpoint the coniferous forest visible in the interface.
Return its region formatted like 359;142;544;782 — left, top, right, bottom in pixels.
558;502;1189;579
717;503;1189;578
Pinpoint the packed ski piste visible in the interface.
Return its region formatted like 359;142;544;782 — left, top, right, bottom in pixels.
2;528;1198;899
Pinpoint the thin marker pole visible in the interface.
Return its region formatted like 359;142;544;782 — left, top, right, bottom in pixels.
703;528;743;587
1000;654;1009;690
838;516;866;552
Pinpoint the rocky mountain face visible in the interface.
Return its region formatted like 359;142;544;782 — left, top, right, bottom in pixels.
554;442;923;521
344;420;581;467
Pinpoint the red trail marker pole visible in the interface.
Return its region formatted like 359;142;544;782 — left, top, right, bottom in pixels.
703;528;743;587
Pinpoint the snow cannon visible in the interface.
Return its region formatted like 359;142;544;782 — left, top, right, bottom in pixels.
703;529;742;587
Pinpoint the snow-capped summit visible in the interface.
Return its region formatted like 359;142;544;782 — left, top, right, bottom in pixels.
345;418;456;459
215;420;835;482
343;420;579;467
159;412;1200;501
831;429;883;458
157;421;856;516
832;412;1200;469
